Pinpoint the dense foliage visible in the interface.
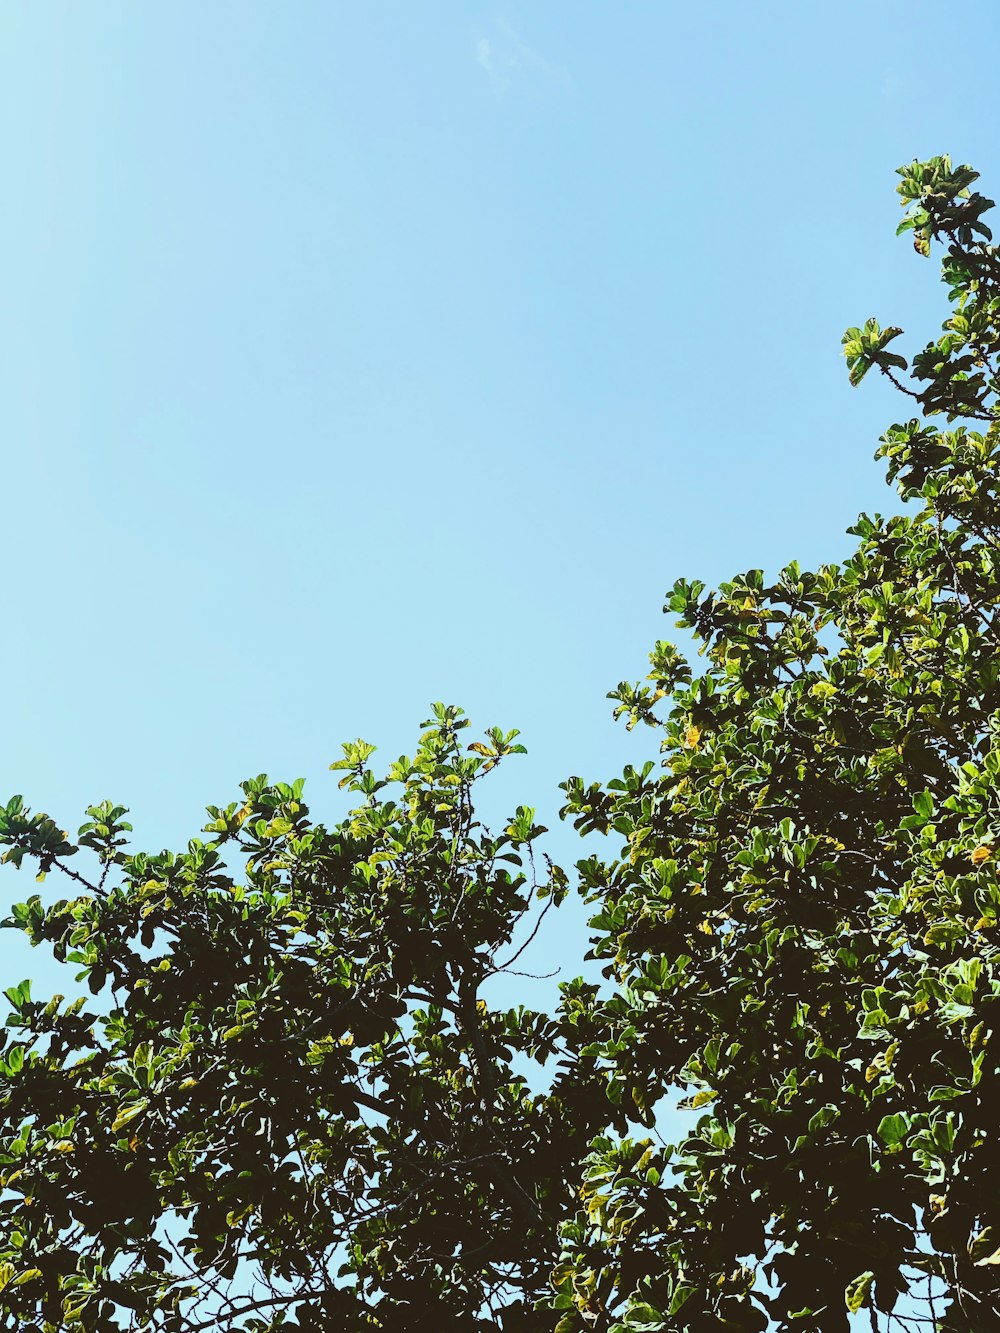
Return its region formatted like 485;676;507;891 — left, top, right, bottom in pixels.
3;156;1000;1332
0;709;606;1331
554;155;1000;1332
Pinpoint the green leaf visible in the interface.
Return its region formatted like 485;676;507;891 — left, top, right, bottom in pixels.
111;1099;149;1134
971;1230;1000;1266
807;1104;839;1133
877;1113;909;1147
924;921;963;948
623;1304;667;1330
668;1285;695;1316
845;1272;874;1314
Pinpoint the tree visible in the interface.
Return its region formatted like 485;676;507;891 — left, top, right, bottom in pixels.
3;155;1000;1333
553;156;1000;1331
0;707;604;1330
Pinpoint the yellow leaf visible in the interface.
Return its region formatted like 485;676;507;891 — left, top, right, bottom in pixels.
810;680;838;700
971;845;994;866
684;725;701;750
111;1099;149;1134
691;1089;715;1108
970;1228;1000;1265
846;1271;874;1314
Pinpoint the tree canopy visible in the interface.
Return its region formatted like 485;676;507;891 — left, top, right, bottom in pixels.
3;155;1000;1332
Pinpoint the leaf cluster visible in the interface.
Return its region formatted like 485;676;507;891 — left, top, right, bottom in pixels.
0;709;601;1331
549;158;1000;1333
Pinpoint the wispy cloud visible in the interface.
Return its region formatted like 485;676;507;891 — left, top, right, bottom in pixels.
474;17;571;94
476;37;494;78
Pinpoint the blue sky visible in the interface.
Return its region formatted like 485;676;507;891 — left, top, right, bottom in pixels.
2;1;999;1005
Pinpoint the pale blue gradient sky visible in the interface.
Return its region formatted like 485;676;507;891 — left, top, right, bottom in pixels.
1;2;998;1007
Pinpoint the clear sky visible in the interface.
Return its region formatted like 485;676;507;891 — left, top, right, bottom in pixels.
2;1;999;1007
